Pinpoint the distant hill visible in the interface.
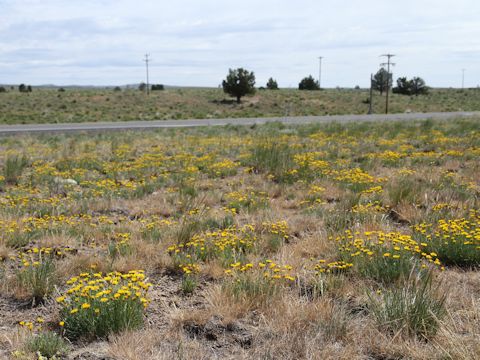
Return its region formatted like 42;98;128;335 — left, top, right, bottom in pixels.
0;84;218;90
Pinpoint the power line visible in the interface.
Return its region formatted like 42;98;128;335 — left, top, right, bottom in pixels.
143;54;151;95
380;54;395;114
462;68;466;89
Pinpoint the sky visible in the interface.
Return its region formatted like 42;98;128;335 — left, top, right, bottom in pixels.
0;0;479;88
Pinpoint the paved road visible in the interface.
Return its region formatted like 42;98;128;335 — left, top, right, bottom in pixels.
0;111;478;134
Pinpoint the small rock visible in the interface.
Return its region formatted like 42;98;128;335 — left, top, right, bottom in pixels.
54;177;78;185
72;353;114;360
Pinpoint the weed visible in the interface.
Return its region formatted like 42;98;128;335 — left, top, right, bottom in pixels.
181;274;198;295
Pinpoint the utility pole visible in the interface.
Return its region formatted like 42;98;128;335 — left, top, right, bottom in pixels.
143;54;150;95
380;54;395;114
368;73;374;114
318;56;323;89
462;68;466;89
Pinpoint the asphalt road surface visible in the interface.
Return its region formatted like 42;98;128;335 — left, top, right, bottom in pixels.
0;111;478;134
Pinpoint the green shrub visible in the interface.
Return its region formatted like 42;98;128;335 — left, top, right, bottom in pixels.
26;331;68;358
298;75;320;90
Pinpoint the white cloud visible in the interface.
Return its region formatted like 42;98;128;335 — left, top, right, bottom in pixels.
0;0;478;87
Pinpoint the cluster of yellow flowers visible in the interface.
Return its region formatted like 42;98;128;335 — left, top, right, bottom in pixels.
351;201;386;214
225;189;268;210
329;168;385;186
414;212;479;245
207;159;239;177
361;185;383;195
225;260;295;282
167;225;257;260
261;221;289;239
431;203;455;212
293;152;330;172
367;150;405;162
180;262;201;275
18;317;45;331
413;211;480;265
308;185;326;197
313;260;354;274
57;270;152;312
79;178;141;196
298;184;326;207
168;221;289;262
15;246;73;267
335;230;443;267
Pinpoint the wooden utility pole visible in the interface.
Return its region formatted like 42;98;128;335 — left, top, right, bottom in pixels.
143;54;150;95
368;74;373;114
380;54;395;114
318;56;323;89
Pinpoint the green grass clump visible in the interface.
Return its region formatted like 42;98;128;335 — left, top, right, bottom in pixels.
16;256;56;303
368;272;446;339
355;252;418;285
386;177;423;207
3;155;29;185
247;140;295;183
223;272;278;308
181;274;198;295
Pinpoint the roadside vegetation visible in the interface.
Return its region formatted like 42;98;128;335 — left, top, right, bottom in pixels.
0;118;478;359
0;87;479;124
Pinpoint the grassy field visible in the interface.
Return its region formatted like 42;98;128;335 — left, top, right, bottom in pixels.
0;118;479;359
0;87;479;124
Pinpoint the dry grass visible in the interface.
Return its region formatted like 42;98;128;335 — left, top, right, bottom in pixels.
107;330;162;360
0;118;478;359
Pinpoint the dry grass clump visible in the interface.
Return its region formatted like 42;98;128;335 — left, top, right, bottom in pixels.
107;330;162;360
